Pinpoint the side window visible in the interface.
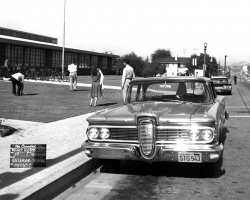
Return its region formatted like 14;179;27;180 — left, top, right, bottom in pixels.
209;82;217;100
127;84;141;103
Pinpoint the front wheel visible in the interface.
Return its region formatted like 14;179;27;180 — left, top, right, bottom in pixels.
102;159;120;173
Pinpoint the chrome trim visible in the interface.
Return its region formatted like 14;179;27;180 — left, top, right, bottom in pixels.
88;126;138;143
156;126;215;144
138;117;157;160
157;126;215;130
88;125;137;129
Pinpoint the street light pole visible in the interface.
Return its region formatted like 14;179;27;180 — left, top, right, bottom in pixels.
203;42;207;77
62;0;66;75
224;55;227;76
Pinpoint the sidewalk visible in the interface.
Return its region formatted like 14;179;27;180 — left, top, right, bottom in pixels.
0;112;96;200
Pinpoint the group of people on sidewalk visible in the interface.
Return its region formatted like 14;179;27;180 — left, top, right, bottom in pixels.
6;58;135;107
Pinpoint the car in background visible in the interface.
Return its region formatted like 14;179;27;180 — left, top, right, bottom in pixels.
82;77;229;177
211;76;232;95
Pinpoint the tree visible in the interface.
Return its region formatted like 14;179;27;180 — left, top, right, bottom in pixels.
123;52;146;77
112;58;124;75
151;49;172;62
185;54;219;77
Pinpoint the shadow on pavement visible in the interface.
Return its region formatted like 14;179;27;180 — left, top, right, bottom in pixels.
97;102;117;107
73;89;89;92
22;93;39;96
0;193;19;200
0;147;83;190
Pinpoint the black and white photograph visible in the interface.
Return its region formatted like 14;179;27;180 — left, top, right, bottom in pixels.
0;0;250;199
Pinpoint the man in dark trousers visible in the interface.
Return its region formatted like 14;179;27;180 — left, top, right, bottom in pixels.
233;74;237;85
10;70;24;96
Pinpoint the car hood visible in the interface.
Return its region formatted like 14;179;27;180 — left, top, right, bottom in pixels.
87;102;215;125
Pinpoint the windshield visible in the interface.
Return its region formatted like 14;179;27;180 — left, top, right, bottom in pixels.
127;81;211;104
211;78;228;83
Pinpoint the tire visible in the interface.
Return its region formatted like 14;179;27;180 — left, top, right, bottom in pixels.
201;163;215;178
102;159;120;173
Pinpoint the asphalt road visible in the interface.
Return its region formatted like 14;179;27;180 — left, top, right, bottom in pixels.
54;81;250;200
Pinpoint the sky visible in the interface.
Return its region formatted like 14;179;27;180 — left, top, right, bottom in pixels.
1;0;250;65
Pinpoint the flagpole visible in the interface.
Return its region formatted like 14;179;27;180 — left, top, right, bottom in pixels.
62;0;66;75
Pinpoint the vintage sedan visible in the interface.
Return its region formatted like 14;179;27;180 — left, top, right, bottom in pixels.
211;76;232;95
82;77;229;177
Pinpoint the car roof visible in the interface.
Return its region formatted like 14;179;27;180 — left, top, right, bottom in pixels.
211;76;228;79
131;76;211;84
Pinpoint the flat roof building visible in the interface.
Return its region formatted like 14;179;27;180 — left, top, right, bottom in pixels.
0;27;119;75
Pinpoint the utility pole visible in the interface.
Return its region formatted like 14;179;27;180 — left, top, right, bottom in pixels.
62;0;66;75
224;55;227;76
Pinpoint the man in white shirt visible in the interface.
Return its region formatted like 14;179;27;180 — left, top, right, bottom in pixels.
121;59;135;103
10;70;24;96
67;61;77;91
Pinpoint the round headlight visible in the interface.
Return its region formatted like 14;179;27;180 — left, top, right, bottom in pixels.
88;128;99;139
99;128;110;139
201;129;213;141
189;130;200;141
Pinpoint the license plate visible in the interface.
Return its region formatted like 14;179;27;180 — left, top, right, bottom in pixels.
178;152;202;163
216;90;221;92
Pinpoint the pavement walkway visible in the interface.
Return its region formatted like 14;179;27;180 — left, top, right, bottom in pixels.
0;113;95;200
0;79;121;200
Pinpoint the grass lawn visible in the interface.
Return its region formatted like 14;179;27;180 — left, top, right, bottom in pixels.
0;80;123;123
76;75;123;87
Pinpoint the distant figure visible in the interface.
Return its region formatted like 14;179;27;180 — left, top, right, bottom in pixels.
90;66;101;107
10;70;24;96
233;74;237;85
196;72;198;77
4;59;10;77
98;68;104;97
68;61;77;91
121;59;135;103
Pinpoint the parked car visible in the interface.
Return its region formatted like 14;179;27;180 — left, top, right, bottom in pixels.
211;76;232;95
82;77;229;177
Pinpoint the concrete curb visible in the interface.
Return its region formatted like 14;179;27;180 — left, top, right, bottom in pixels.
18;158;102;200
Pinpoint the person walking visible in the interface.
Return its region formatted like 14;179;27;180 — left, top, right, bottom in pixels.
98;68;104;97
67;60;77;91
121;59;135;103
4;59;10;78
10;70;24;96
233;74;237;85
90;66;101;107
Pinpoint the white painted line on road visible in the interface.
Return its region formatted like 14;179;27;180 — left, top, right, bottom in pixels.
230;116;250;118
227;106;250;108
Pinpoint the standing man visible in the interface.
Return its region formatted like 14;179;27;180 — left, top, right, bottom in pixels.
10;70;24;96
4;59;10;78
121;59;135;103
67;60;77;91
233;74;237;85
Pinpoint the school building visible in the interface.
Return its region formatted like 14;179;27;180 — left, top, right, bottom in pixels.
0;27;119;75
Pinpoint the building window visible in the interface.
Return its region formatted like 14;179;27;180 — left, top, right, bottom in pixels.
85;55;90;68
52;51;62;68
25;47;30;67
102;57;108;69
91;56;98;67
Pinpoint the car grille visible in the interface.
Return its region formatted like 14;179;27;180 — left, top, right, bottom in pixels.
157;129;190;141
108;128;138;140
139;119;155;156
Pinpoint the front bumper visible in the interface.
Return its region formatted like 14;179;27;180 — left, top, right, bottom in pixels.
82;141;223;163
